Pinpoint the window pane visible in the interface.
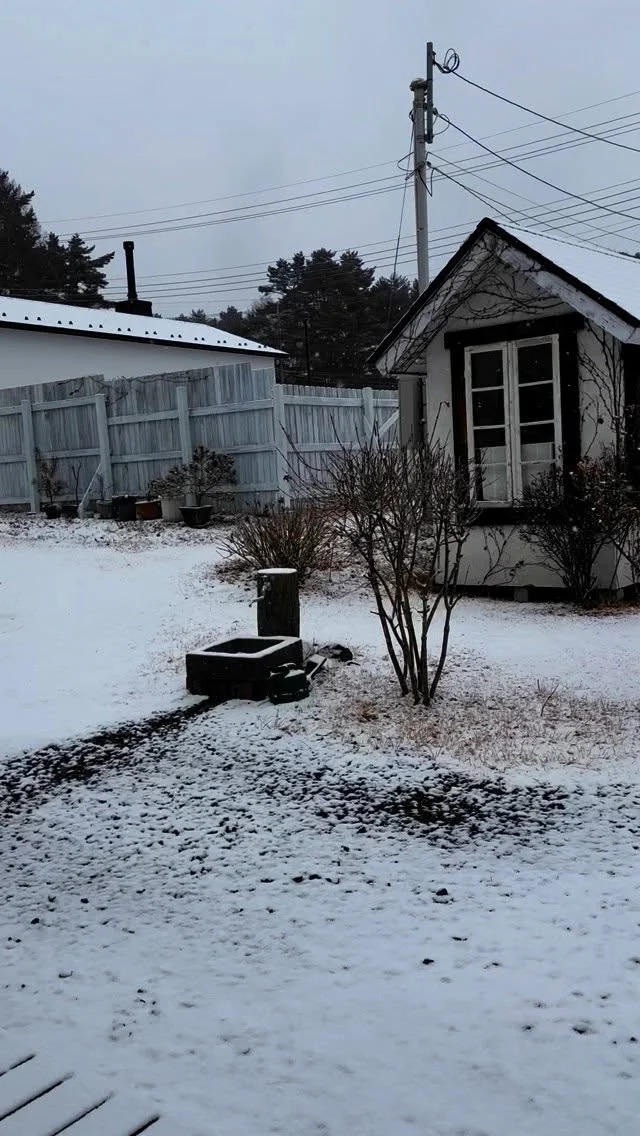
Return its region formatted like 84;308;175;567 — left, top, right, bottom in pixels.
472;388;505;427
521;441;554;464
521;461;554;488
474;426;505;449
477;465;508;501
521;422;555;445
519;382;555;424
518;342;553;385
471;350;504;389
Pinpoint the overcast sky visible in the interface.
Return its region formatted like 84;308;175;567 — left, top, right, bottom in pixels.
1;0;640;316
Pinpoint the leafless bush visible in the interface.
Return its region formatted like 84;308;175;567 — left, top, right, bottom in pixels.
222;501;337;587
520;450;635;608
36;455;65;505
297;433;478;705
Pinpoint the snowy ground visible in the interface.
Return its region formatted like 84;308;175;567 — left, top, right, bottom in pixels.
2;515;640;1134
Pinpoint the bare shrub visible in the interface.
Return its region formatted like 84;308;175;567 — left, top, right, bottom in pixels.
520;450;635;608
36;455;65;505
298;434;478;705
222;502;337;587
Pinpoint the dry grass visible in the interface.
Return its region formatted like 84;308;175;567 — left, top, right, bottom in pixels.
295;661;640;774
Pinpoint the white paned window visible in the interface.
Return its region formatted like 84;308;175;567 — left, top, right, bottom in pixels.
464;335;562;503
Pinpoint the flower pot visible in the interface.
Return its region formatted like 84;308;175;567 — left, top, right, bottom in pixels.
136;498;162;521
160;496;184;522
43;503;61;519
180;505;212;528
61;503;79;520
112;494;137;522
95;500;113;519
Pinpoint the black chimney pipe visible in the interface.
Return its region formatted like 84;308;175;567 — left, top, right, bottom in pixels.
123;240;138;301
114;240;153;316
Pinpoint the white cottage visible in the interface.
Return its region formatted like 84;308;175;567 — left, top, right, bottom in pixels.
0;294;281;391
371;217;640;596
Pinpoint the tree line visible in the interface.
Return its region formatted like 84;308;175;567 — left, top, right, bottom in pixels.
179;249;418;382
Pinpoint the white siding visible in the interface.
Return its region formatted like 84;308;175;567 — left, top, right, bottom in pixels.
0;327;274;391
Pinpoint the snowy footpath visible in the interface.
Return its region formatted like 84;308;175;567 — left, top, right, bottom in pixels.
1;517;640;1135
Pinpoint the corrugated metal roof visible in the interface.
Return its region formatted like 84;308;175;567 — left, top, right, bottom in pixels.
497;223;640;325
0;295;282;356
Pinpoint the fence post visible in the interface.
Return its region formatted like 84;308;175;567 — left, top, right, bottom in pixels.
176;385;192;465
21;400;39;513
94;393;113;500
272;382;291;505
362;386;375;440
176;384;195;505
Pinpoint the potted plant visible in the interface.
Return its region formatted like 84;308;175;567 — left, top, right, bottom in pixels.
112;494;138;522
148;470;185;522
179;445;236;527
61;462;81;519
136;483;162;521
37;455;65;519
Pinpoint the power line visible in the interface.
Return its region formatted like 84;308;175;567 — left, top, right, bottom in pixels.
441;116;640;226
42;91;640;228
445;65;640;156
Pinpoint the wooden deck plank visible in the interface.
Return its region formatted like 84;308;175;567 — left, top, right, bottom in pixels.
60;1092;159;1135
0;1076;111;1136
0;1035;34;1079
141;1116;188;1135
0;1057;72;1121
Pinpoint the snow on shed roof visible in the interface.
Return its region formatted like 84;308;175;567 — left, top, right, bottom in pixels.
0;295;282;356
496;222;640;326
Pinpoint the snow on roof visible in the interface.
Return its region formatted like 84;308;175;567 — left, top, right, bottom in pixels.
495;222;640;326
0;294;282;356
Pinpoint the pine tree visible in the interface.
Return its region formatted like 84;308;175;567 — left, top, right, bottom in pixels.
0;171;45;297
63;234;114;302
0;169;114;304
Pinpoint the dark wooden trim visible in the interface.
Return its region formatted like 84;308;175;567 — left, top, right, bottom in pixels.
622;344;640;488
449;344;468;467
0;320;281;359
558;328;581;477
444;312;584;351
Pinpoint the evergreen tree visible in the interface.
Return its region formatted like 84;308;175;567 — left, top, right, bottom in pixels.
63;233;114;301
176;250;418;379
0;169;114;304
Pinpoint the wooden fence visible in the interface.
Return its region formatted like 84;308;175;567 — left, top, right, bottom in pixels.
0;363;398;511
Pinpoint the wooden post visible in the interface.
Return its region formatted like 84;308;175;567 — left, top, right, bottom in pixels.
257;568;300;638
21;400;39;512
176;384;195;505
94;393;113;499
362;386;375;440
272;382;291;505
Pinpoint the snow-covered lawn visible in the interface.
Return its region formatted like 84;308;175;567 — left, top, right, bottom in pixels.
2;515;640;1135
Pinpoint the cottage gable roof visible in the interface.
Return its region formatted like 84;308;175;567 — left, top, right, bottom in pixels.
0;295;282;357
371;217;640;374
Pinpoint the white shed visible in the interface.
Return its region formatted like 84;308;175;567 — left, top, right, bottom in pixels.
0;295;281;391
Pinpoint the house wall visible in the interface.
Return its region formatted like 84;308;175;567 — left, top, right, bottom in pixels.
420;269;628;592
0;326;274;390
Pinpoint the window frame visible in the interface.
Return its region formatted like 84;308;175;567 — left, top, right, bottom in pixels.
464;333;563;505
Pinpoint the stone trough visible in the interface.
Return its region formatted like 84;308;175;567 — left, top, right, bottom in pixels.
186;635;303;700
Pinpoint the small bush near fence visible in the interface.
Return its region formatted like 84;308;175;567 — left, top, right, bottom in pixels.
222;502;337;587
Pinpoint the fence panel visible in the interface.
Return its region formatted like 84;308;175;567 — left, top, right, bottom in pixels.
0;365;397;511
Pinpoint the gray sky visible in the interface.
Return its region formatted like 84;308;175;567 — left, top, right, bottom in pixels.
1;0;640;316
